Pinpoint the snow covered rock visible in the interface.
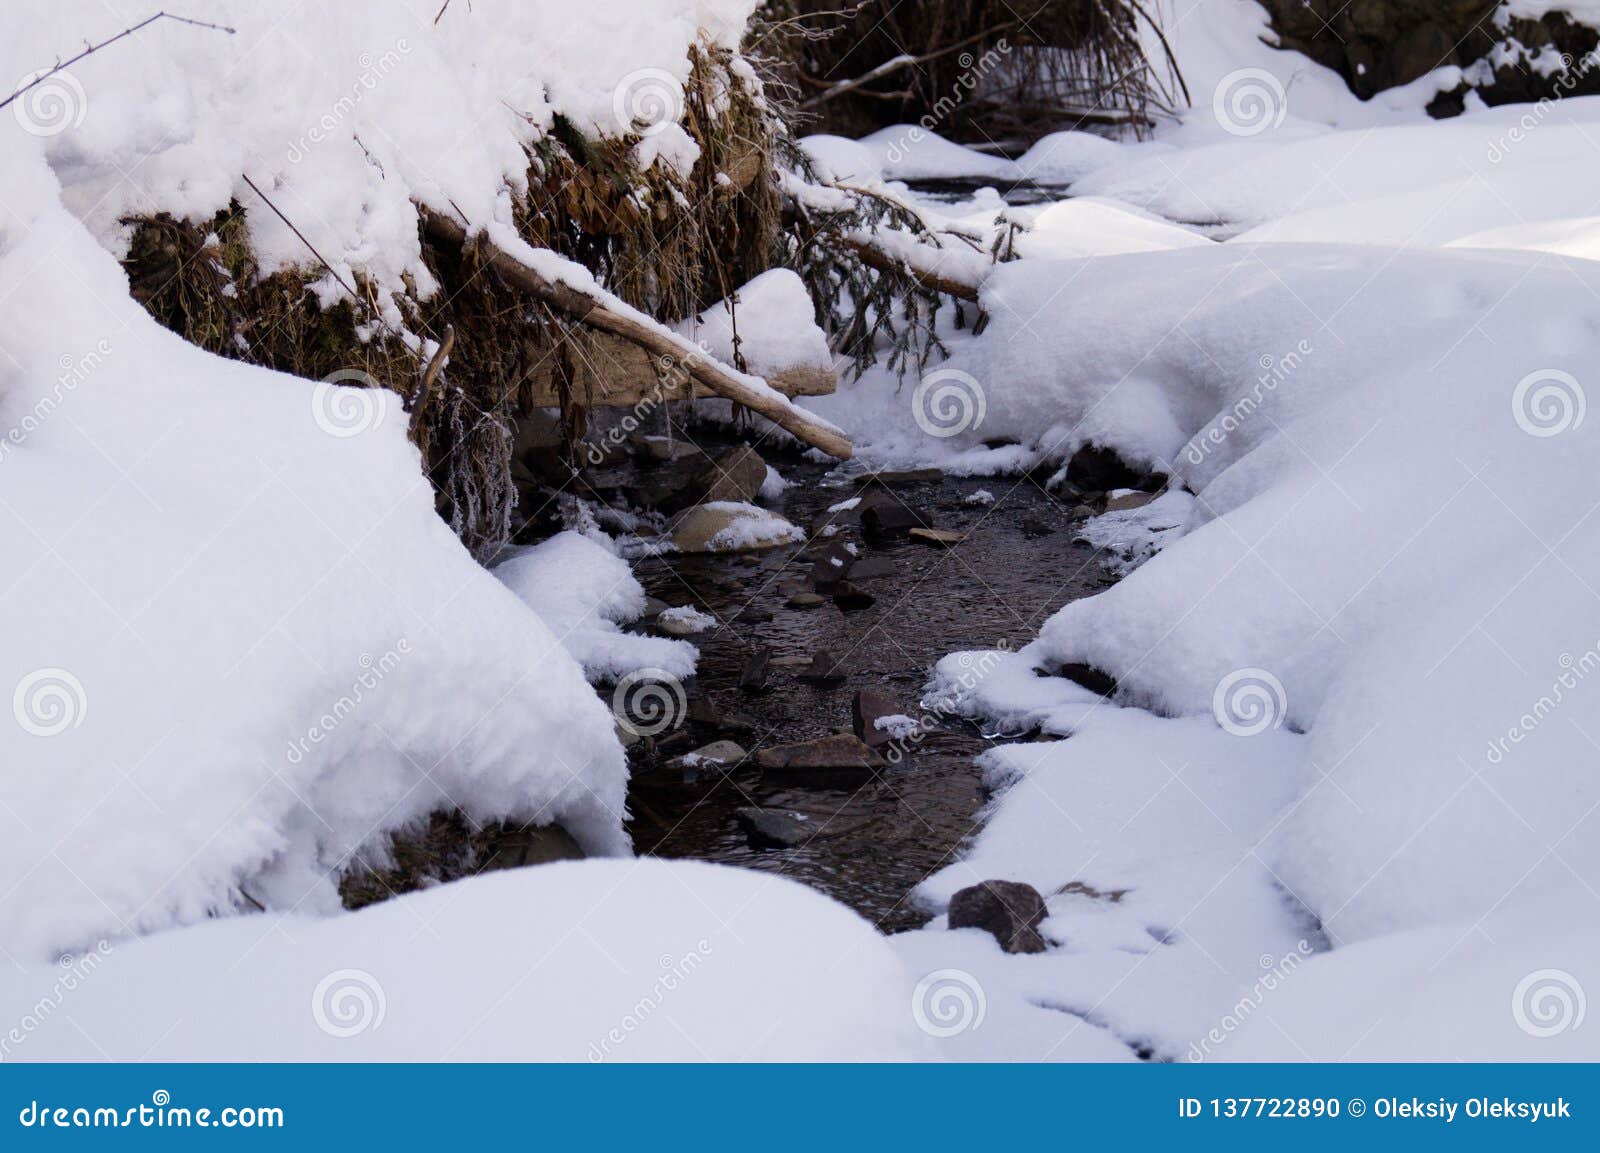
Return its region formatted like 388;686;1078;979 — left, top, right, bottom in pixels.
669;502;804;552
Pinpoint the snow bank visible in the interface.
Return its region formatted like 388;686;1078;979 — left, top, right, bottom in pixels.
1218;901;1599;1061
4;0;759;308
0;860;928;1061
0;142;627;960
493;531;697;682
675;268;835;382
929;240;1600;947
897;704;1313;1061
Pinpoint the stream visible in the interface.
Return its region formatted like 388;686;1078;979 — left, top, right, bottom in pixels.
625;446;1119;932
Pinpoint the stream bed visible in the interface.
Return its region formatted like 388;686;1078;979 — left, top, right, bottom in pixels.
625;447;1119;932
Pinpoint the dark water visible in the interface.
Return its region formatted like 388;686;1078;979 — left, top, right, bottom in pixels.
627;453;1116;933
902;176;1076;207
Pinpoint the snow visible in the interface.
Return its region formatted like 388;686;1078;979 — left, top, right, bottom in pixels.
700;501;805;551
859;125;1020;182
0;143;629;961
492;531;697;681
0;860;929;1061
656;605;717;635
5;0;760;305
1217;901;1599;1061
793;0;1600;1063
675;269;834;381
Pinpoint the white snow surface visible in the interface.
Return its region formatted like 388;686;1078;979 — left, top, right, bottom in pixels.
797;2;1600;1062
0;140;629;960
0;861;928;1061
4;0;759;309
492;531;697;681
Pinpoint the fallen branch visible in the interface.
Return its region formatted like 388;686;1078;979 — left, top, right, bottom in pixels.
839;234;980;302
420;210;853;459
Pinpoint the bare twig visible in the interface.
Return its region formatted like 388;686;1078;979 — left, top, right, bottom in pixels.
0;11;235;114
240;174;357;299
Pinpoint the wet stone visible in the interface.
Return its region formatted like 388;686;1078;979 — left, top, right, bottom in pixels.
739;647;771;695
736;807;813;850
948;879;1049;955
832;581;876;612
758;733;886;772
853;688;902;750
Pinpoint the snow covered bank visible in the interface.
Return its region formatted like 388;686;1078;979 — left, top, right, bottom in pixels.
0;861;926;1061
0;142;628;960
5;0;759;306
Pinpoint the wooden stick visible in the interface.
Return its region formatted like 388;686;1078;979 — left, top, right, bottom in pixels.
840;234;981;302
420;210;853;459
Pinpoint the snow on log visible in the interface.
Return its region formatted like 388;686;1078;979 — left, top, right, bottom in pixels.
420;210;853;460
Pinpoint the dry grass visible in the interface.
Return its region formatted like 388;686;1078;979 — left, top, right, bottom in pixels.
120;42;788;558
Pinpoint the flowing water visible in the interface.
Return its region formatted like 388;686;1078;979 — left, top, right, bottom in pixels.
627;449;1117;932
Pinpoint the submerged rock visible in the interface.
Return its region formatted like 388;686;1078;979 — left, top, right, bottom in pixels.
832;581;876;611
758;733;885;772
735;807;814;849
948;880;1048;954
798;648;849;684
785;591;827;609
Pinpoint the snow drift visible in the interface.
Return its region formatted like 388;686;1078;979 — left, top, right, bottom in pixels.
0;140;628;960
